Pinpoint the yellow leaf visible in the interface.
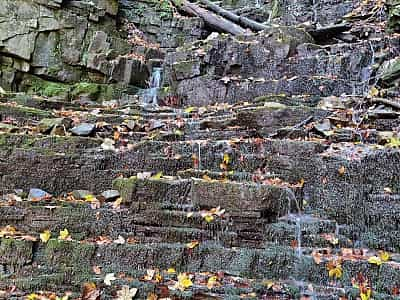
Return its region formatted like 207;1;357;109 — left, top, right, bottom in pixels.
378;251;390;262
223;153;230;165
155;272;163;283
204;215;214;223
177;273;193;291
26;294;39;300
186;240;199;249
264;280;274;289
151;172;163;180
184;106;196;114
360;288;372;300
58;228;70;240
386;137;400;148
84;194;96;202
369;86;379;97
40;230;51;243
328;265;342;279
368;256;382;266
112;197;122;210
207;276;218;289
167;268;176;274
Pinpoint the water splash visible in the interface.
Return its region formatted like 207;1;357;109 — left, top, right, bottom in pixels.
286;188;302;258
141;67;163;106
295;216;302;258
360;41;376;96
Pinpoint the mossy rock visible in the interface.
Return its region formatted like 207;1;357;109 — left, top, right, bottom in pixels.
113;176;138;204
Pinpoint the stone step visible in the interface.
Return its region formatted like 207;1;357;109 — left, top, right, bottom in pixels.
173;74;366;106
1;238;400;296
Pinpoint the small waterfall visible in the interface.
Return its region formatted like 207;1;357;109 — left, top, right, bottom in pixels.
141;67;163;106
286;188;302;258
360;41;376;96
295;216;302;258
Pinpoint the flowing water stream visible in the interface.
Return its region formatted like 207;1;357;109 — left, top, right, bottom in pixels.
141;67;163;106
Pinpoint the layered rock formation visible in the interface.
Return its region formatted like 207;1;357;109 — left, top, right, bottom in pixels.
0;0;152;102
1;0;400;299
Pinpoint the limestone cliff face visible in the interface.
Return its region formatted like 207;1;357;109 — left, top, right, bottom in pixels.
0;0;149;97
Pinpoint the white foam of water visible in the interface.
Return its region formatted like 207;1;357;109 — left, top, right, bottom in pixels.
142;67;163;105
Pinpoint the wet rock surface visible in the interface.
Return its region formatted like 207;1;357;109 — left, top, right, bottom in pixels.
1;0;400;299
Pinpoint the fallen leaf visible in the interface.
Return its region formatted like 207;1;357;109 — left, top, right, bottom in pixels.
114;235;126;244
167;268;176;274
26;294;39;300
81;282;100;300
143;269;156;281
113;197;123;209
207;276;218;289
184;106;196;114
58;229;70;240
151;172;163;180
186;240;199;249
360;288;372;300
369;86;379;97
223;153;230;165
176;273;193;291
146;293;158;300
116;285;138;300
204;215;214;223
104;273;116;286
327;261;342;279
338;166;346;176
40;230;51;243
378;251;390;262
84;194;96;202
328;265;343;279
368;256;382;266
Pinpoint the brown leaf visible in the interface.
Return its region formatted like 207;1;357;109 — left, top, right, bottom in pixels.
81;282;100;300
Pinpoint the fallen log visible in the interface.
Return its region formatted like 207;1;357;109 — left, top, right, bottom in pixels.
198;0;269;31
307;23;352;40
171;0;351;40
171;0;247;35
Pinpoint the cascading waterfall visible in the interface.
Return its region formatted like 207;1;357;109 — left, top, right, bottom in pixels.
141;67;163;106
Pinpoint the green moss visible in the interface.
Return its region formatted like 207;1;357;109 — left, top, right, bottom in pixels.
45;239;95;267
71;82;100;98
113;176;138;203
0;103;53;120
28;77;70;98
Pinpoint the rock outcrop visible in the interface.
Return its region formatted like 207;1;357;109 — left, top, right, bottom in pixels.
0;0;151;101
1;0;400;299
